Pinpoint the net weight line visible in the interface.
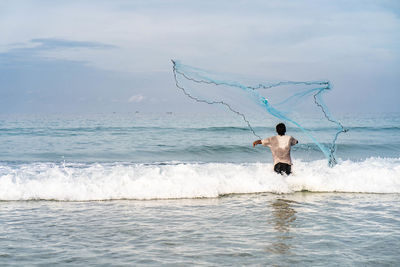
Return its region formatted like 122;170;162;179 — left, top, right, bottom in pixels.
172;60;261;139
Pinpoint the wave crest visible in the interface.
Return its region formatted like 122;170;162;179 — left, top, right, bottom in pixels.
0;158;399;201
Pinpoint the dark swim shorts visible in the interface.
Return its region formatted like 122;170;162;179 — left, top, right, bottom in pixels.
274;162;291;175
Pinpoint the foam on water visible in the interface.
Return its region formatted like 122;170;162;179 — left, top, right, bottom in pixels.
0;157;399;201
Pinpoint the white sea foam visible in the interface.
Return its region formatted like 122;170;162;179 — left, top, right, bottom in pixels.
0;158;399;201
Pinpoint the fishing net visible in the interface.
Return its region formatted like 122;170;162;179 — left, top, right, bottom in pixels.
172;60;347;166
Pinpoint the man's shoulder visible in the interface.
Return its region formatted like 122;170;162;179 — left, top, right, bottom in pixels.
268;136;279;142
276;135;291;140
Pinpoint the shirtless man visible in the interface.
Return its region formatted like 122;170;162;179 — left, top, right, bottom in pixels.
253;123;298;175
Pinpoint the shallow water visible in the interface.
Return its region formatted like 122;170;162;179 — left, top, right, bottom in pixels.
1;193;399;266
0;112;399;265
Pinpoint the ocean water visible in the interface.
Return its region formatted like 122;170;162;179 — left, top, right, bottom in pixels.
0;112;399;265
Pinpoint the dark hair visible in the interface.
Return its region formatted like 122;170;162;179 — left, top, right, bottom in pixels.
276;123;286;136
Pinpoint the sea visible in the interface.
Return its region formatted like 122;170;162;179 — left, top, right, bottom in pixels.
0;112;399;266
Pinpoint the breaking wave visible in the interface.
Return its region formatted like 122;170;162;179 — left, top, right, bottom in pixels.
0;157;399;201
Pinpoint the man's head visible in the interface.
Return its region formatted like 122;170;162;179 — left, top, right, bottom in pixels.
276;123;286;136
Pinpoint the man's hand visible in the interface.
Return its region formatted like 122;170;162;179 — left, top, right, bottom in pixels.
253;140;262;147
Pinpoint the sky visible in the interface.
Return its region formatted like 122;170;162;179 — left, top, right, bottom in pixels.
0;0;399;114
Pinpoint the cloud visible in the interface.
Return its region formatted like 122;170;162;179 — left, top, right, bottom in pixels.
128;94;145;103
31;38;117;50
1;1;399;75
0;37;118;74
1;38;115;56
